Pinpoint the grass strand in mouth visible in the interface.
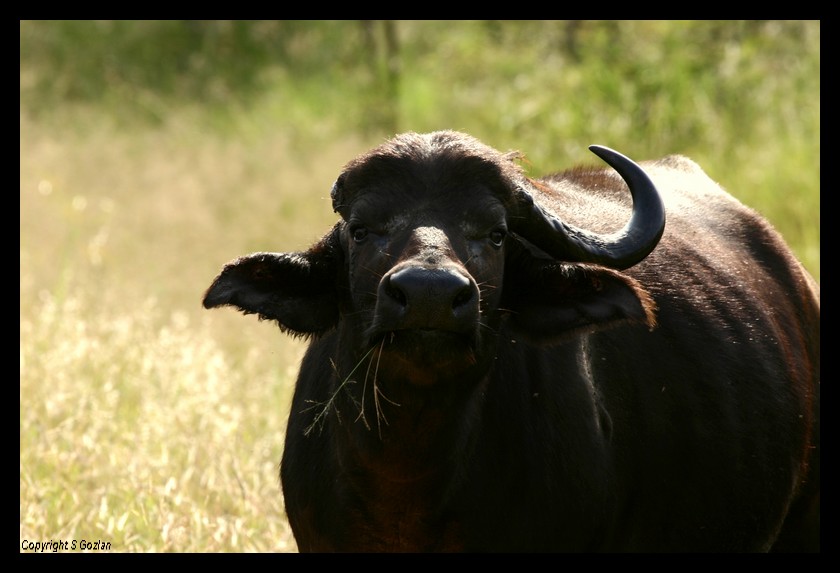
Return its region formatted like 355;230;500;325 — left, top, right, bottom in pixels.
302;341;402;438
365;337;401;440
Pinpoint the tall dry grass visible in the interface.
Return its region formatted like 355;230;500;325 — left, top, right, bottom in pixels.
20;294;298;551
19;110;372;552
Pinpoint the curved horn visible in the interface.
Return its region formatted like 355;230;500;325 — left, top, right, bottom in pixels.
512;145;666;270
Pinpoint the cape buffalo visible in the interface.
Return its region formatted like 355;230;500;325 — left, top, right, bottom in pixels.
203;131;819;552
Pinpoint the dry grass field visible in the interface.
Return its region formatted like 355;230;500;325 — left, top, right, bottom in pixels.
19;111;375;552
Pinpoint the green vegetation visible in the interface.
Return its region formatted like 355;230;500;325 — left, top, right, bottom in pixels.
20;20;819;552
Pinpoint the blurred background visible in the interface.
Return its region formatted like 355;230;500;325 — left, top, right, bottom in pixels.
20;20;820;552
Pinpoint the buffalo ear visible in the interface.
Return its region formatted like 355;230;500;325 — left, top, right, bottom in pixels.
503;246;656;344
203;225;342;338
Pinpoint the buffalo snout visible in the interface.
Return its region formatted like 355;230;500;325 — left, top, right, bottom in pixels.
376;265;479;334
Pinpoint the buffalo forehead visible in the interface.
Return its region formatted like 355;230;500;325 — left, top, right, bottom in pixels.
349;189;509;235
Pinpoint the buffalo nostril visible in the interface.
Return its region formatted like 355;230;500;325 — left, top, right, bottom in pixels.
452;284;474;310
386;279;407;307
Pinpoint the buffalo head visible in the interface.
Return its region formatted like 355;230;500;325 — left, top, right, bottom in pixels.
203;131;663;390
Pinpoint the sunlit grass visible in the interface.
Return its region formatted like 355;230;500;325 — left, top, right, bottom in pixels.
19;113;338;553
19;290;302;552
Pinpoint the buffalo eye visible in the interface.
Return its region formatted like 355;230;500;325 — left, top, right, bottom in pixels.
352;226;369;243
489;228;506;248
